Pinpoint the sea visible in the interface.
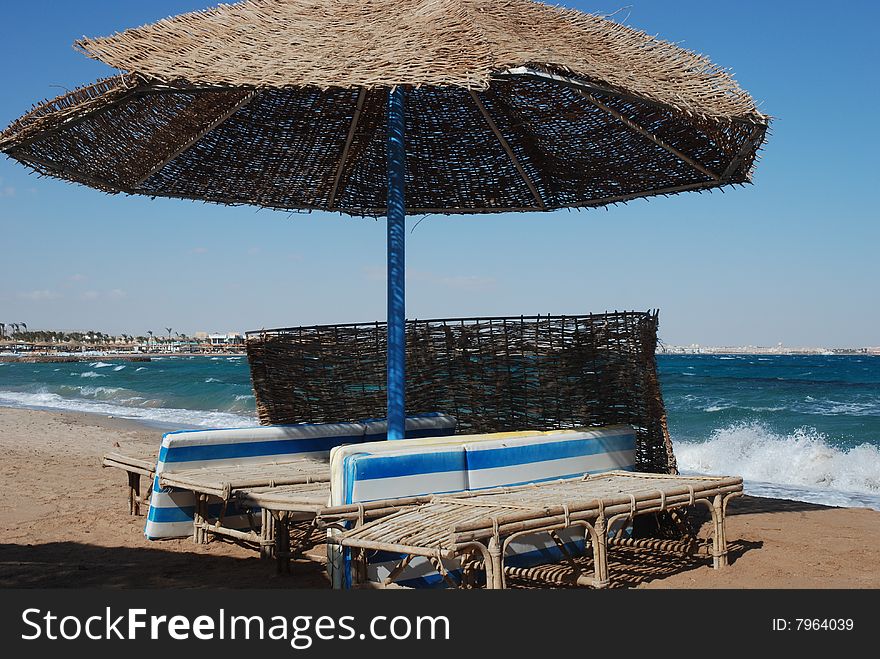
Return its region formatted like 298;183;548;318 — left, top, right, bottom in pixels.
1;353;878;510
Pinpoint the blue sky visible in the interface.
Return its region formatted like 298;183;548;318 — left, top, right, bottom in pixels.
1;1;877;346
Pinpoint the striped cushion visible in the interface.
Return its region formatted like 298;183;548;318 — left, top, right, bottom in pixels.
144;414;457;540
329;430;537;506
464;426;637;490
362;412;457;442
329;425;637;588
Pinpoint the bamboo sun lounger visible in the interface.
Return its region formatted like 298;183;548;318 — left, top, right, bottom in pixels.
233;486;430;572
157;458;331;553
333;471;743;589
101;452;156;516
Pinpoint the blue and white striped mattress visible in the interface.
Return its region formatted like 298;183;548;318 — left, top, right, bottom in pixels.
328;425;638;588
144;413;457;540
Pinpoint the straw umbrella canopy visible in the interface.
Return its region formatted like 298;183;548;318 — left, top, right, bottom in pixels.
0;0;769;439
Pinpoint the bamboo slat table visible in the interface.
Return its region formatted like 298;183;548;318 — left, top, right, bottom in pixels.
157;458;331;553
101;452;156;516
333;471;743;589
234;486;433;572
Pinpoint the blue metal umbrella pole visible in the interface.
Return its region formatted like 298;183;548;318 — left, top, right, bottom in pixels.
386;86;406;440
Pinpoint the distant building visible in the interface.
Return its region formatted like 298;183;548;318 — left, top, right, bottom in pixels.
208;333;245;347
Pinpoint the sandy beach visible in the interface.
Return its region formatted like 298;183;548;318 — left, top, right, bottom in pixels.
1;406;878;589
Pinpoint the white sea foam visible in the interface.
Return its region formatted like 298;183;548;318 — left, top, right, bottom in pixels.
810;400;880;417
90;362;114;369
135;367;148;372
80;371;107;379
78;386;123;398
235;394;255;401
113;365;126;371
0;389;256;429
675;421;880;510
205;378;222;383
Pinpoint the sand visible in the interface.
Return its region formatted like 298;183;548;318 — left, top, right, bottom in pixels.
1;406;878;589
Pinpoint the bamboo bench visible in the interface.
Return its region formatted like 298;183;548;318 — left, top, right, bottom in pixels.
235;487;434;572
332;471;743;589
233;482;333;565
101;453;156;516
158;458;332;555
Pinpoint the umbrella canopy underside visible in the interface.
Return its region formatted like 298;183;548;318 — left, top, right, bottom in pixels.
0;0;768;216
0;73;766;216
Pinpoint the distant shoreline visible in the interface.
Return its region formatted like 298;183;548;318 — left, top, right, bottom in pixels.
658;349;877;357
2;350;876;363
0;355;153;364
0;352;246;364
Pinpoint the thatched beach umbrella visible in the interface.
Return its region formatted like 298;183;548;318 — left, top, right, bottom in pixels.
0;0;768;439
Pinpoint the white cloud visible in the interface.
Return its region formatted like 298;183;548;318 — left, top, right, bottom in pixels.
69;273;88;283
80;289;127;301
18;290;60;301
361;265;385;281
435;274;497;292
362;266;496;291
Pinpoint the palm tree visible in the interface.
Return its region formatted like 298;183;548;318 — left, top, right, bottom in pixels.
21;322;27;333
9;323;19;336
0;323;5;338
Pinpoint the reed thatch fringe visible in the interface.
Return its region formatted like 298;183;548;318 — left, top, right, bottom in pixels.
72;0;762;119
246;310;676;475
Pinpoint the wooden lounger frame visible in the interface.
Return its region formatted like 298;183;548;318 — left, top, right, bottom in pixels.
156;459;332;555
233;487;432;572
332;471;743;589
101;453;156;516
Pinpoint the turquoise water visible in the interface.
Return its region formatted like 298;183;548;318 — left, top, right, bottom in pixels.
659;355;880;509
0;356;257;429
1;354;878;508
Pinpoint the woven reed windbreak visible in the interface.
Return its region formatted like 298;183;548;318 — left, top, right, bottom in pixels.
246;311;676;475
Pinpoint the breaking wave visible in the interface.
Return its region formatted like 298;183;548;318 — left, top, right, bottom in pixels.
675;421;880;509
0;389;255;430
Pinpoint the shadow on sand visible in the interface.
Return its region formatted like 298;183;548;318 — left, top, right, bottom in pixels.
0;541;329;589
726;495;832;516
3;496;795;589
